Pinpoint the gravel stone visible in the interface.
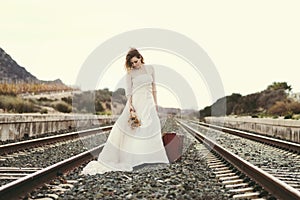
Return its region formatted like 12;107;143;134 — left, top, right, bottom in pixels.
23;117;229;199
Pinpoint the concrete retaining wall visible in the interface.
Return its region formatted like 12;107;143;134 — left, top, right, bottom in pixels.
0;114;117;141
205;116;300;143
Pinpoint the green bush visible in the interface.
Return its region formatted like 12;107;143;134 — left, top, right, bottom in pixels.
96;111;112;115
61;97;72;104
0;95;39;113
40;108;48;114
284;114;293;119
38;97;54;102
15;101;37;113
53;101;72;113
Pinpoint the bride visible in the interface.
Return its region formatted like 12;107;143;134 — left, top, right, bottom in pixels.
81;48;169;175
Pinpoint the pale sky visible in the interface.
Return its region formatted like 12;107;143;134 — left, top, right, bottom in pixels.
1;0;300;110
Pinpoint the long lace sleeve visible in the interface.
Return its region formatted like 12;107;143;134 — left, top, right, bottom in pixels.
126;72;132;99
150;66;158;106
151;66;157;92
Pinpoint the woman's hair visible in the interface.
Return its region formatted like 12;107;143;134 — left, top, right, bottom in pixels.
125;48;144;72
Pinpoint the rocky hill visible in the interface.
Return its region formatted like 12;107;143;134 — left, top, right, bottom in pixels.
0;47;66;85
0;48;39;83
0;47;73;96
200;82;300;118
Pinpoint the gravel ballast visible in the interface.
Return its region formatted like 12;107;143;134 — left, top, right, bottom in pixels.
54;142;228;199
25;117;229;199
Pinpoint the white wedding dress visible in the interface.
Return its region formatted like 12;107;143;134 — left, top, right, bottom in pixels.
81;64;169;175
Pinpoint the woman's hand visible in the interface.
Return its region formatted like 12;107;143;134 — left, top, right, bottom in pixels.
129;96;135;112
129;104;135;112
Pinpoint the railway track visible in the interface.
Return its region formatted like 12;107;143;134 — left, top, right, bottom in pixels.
0;126;112;189
0;125;112;155
1;118;300;199
190;120;300;191
0;118;217;199
178;120;300;199
194;120;300;153
194;143;265;199
0;118;172;199
0;144;104;200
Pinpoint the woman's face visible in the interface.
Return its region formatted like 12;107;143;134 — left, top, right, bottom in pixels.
130;56;142;69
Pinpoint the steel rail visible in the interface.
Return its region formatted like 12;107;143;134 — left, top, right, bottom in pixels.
0;144;104;200
178;120;300;200
193;120;300;153
0;126;112;155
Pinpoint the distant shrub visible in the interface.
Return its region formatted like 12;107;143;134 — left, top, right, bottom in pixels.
0;95;38;113
96;111;112;115
15;101;37;113
284;113;293;119
288;101;300;114
268;100;300;116
53;101;72;113
105;102;111;110
38;97;53;102
0;83;73;95
40;108;48;114
61;97;72;104
95;101;104;112
268;101;288;115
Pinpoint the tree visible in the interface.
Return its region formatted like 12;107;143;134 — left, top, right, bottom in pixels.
267;82;292;92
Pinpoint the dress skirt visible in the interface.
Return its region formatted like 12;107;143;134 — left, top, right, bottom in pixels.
81;83;169;175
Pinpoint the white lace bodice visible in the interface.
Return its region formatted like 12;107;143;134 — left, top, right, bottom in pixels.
126;65;157;98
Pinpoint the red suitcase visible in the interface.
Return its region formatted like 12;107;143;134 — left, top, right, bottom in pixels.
162;132;184;163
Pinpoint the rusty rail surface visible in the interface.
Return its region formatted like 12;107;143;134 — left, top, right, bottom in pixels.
178;120;300;200
0;145;104;200
0;126;112;155
193;121;300;153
